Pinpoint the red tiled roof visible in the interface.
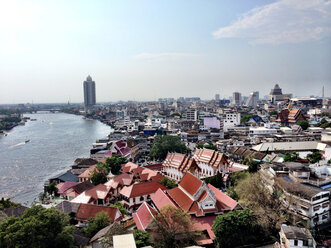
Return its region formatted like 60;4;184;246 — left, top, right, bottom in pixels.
167;187;193;212
132;202;157;230
120;181;167;198
208;184;239;210
113;173;134;186
179;172;202;197
143;164;163;171
58;182;79;194
150;188;177;210
76;204;120;222
121;162;138;173
162;153;194;173
78;164;97;178
85;184;110;200
191;215;216;244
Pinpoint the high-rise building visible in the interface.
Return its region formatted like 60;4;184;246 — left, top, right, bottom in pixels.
232;92;241;106
245;91;259;107
215;94;220;101
83;75;96;110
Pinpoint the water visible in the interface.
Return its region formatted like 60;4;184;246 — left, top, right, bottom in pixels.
0;112;110;205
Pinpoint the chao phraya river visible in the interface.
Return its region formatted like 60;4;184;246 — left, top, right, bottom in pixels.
0;112;110;204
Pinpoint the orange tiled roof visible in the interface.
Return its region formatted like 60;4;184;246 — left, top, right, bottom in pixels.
167;187;193;212
179;172;202;196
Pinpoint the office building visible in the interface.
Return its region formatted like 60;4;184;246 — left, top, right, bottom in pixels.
83;75;96;110
232;92;241;106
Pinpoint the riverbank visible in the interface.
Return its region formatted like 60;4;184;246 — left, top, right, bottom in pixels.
0;112;111;205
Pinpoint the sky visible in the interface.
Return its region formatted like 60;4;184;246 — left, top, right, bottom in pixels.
0;0;330;104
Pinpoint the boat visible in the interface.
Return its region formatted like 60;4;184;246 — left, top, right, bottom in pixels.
30;119;37;121
25;139;30;143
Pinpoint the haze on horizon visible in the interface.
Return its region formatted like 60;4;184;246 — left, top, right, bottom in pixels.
0;0;330;104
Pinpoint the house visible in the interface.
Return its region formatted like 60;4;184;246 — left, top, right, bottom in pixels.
57;181;79;198
48;171;79;185
78;164;97;182
104;173;134;198
71;184;113;205
63;181;95;200
75;204;122;227
120;181;167;211
278;225;316;248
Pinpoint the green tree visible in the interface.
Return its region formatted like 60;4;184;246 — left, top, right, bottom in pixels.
241;114;253;124
269;110;278;116
235;173;285;235
0;198;21;210
212;209;265;248
149;135;189;160
89;162;110;185
284;152;299;162
82;211;110;238
106;155;128;175
306;152;323;164
159;177;178;189
297;120;309;130
242;156;259;173
45;182;58;196
134;229;153;248
110;202;128;215
204;172;224;189
0;206;74;248
150;205;199;248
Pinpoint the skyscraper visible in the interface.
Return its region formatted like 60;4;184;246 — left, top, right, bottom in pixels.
232;92;241;106
83;75;96;110
215;94;220;101
245;91;259;107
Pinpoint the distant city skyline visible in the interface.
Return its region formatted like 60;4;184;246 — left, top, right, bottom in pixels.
0;0;330;104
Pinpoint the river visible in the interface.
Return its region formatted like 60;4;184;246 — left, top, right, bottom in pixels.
0;112;110;205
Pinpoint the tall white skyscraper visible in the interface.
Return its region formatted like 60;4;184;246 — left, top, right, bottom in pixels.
83;75;96;110
245;91;259;107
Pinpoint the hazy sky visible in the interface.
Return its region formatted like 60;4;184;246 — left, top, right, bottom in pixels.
0;0;330;104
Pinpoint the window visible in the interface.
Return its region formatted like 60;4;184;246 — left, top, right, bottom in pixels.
303;240;308;246
140;196;144;201
322;202;329;208
313;205;321;211
322;214;328;220
294;240;298;246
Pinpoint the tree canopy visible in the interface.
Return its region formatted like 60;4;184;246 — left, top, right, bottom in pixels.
150;205;198;248
133;229;153;248
159;177;177;189
149;135;189;160
82;211;110;238
204;172;224;189
306;151;323;164
0;198;21;210
0;206;74;248
106;155;128;175
297;120;309;130
284;152;299;162
229;173;285;236
90;162;109;185
212;209;265;248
